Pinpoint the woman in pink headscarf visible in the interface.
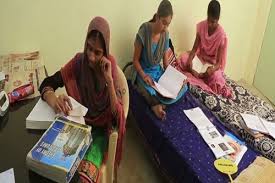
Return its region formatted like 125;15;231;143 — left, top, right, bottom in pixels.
39;17;125;183
173;0;231;97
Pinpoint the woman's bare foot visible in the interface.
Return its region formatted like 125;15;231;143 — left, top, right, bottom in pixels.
151;104;166;120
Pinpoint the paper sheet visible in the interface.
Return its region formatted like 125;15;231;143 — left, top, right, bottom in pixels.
65;116;85;125
192;56;213;73
153;65;187;99
26;96;88;128
152;82;174;98
261;120;275;139
68;97;88;117
26;97;56;122
241;113;269;134
199;127;221;142
184;107;213;130
158;65;187;96
184;107;235;158
0;168;15;183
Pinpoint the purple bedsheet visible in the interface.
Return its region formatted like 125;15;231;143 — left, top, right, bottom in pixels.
129;82;258;183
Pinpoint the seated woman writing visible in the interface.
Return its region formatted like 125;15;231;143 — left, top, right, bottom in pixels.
39;17;125;183
133;0;175;120
172;0;231;98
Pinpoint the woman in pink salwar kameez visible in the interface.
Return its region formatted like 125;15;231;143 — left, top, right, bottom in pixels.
172;0;231;98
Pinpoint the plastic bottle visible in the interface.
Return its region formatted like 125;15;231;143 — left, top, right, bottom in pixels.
8;83;34;103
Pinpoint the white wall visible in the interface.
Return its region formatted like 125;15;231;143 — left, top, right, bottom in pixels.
254;1;275;104
0;0;271;84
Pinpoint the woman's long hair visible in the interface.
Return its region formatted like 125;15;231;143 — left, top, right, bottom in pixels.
149;0;173;22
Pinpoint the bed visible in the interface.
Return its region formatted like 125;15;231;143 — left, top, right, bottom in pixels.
189;76;275;162
128;81;258;183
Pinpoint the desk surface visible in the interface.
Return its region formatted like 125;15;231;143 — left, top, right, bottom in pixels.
0;98;79;183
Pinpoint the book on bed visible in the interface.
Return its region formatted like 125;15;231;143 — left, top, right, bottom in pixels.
152;65;187;99
26;117;92;183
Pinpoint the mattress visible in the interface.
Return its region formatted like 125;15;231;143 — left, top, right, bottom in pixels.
129;82;258;183
190;77;275;162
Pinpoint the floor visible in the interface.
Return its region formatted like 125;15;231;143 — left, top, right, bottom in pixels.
117;111;166;183
117;81;274;183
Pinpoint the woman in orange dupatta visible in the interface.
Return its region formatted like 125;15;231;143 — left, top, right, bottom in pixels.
39;17;125;183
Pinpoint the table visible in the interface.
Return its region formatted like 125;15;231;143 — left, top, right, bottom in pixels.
0;98;79;183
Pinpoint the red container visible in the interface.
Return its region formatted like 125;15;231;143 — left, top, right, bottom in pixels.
8;83;34;103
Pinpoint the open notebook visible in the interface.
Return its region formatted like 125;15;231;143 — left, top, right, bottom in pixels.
241;113;275;139
192;56;213;74
152;65;187;99
26;96;88;129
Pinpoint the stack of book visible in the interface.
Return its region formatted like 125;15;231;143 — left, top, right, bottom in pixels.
26;117;92;183
26;96;88;130
26;97;92;182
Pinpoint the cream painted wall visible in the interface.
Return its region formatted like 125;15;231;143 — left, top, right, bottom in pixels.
244;0;272;84
0;0;271;83
254;1;275;104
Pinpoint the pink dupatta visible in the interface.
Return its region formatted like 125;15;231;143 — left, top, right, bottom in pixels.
173;20;231;97
196;20;227;70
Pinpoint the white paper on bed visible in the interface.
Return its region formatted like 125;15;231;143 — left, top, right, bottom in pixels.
152;65;187;99
183;107;213;130
262;121;275;139
241;113;269;134
184;107;235;158
192;56;213;74
241;113;275;139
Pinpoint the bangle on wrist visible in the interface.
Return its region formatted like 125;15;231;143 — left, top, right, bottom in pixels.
41;87;54;100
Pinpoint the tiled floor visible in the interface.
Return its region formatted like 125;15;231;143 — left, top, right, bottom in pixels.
117;81;274;183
